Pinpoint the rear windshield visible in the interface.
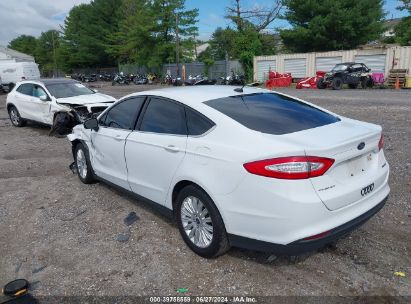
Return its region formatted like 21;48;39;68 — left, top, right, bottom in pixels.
204;93;340;135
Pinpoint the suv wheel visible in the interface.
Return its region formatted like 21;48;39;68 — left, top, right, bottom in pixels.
331;77;343;90
316;78;327;89
175;185;230;258
74;143;95;184
8;106;26;127
361;76;374;89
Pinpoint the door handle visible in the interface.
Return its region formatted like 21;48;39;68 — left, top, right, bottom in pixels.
114;134;122;141
164;145;180;152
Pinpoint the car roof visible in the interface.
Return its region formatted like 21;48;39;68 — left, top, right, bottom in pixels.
123;85;269;107
337;62;362;66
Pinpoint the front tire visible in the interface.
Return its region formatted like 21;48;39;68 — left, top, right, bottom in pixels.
316;78;327;89
361;76;374;89
8;106;26;127
175;185;230;258
74;143;95;184
331;77;343;90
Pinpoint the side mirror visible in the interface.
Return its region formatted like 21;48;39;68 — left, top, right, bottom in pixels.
84;118;99;131
39;95;48;102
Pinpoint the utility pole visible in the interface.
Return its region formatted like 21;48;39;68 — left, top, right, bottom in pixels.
51;31;57;78
175;13;180;77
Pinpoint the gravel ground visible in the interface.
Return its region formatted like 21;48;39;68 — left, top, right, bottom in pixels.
0;83;410;299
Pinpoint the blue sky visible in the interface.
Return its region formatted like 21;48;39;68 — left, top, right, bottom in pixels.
0;0;409;46
186;0;410;40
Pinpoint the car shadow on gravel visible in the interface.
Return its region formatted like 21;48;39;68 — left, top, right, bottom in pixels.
23;122;52;135
95;181;175;227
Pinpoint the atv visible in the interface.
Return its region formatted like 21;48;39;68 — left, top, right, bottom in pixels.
317;62;374;90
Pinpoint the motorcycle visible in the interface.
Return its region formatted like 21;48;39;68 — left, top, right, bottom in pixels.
133;74;148;85
185;74;216;86
112;73;130;86
219;71;245;85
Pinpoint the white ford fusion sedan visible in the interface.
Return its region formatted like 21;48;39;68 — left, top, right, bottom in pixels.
67;86;389;258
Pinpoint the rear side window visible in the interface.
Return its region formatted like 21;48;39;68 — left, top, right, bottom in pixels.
101;97;144;129
139;98;186;135
205;93;340;135
16;84;33;96
185;107;215;136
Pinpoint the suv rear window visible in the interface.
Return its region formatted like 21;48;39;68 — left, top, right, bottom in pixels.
204;93;340;135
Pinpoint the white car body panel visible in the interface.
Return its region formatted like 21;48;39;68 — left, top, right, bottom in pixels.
125;131;187;204
68;86;390;249
89;127;131;189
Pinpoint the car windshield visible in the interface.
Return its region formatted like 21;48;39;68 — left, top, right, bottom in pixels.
205;93;340;135
331;64;348;72
46;82;95;99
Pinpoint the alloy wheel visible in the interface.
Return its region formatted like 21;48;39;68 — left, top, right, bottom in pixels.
76;149;88;179
180;196;213;248
9;108;20;125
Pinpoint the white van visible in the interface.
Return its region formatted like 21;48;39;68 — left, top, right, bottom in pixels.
0;61;40;92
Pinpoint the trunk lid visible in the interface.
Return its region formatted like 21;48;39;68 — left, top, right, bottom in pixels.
263;119;386;210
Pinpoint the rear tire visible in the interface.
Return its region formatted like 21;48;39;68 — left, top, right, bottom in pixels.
175;185;230;258
74;143;95;184
8;105;26;127
331;77;343;90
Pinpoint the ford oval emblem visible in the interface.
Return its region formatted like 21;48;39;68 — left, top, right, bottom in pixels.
357;142;365;150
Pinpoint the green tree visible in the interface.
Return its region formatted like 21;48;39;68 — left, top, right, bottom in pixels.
394;0;411;46
280;0;385;52
151;0;199;65
60;0;120;68
8;35;37;56
106;0;156;66
397;0;411;13
394;17;411;45
34;30;61;76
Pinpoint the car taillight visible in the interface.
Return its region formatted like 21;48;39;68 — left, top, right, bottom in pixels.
303;230;332;241
243;156;335;179
378;133;384;151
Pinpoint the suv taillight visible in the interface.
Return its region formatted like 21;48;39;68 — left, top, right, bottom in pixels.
243;156;335;180
378;133;384;151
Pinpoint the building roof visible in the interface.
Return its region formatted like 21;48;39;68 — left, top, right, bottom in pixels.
0;46;35;62
384;18;402;28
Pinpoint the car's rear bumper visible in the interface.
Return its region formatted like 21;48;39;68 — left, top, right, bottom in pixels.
228;195;388;255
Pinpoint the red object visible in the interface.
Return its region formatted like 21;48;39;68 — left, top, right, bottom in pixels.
265;71;292;88
303;230;332;241
296;71;326;89
243;156;335;180
378;134;384;151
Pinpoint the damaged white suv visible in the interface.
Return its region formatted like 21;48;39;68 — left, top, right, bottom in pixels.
6;79;116;135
